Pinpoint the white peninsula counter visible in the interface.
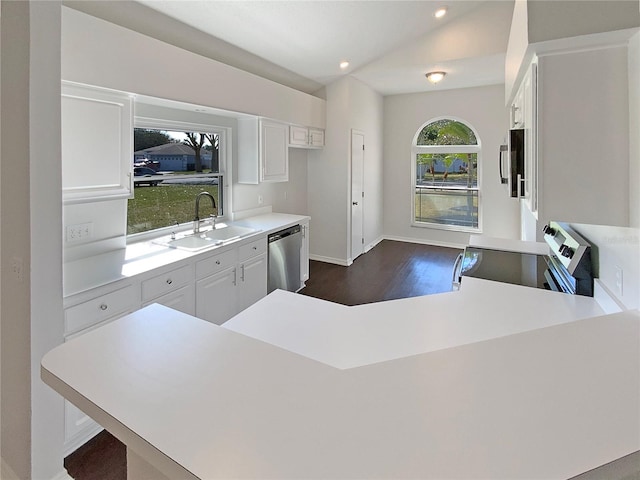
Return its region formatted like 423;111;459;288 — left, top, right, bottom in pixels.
42;278;640;479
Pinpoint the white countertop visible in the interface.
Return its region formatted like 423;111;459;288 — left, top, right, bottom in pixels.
224;277;605;369
468;234;550;255
42;302;640;479
63;212;309;297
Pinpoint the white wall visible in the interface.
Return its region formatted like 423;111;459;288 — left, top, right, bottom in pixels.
61;7;325;129
629;31;640;228
383;84;518;248
1;1;67;479
0;3;31;476
572;223;639;311
307;77;384;265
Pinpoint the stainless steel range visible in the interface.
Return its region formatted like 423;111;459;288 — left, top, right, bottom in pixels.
454;221;594;296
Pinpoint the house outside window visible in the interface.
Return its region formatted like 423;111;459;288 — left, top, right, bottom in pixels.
128;122;226;236
412;118;481;231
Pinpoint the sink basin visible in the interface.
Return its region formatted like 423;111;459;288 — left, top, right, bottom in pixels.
154;224;258;251
203;225;256;241
161;235;218;251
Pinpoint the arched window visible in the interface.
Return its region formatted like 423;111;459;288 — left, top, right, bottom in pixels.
412;118;480;230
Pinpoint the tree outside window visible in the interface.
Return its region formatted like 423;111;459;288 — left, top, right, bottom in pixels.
413;119;480;230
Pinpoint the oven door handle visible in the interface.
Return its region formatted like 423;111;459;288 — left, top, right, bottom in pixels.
452;252;464;290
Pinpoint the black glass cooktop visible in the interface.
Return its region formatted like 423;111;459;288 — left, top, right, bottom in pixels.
461;247;549;290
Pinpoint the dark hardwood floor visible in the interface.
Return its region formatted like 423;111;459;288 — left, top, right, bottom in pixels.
64;239;461;479
300;240;461;305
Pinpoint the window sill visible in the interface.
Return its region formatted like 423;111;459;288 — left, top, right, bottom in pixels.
411;221;481;235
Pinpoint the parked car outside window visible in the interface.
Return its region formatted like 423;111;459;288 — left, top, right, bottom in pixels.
133;167;163;187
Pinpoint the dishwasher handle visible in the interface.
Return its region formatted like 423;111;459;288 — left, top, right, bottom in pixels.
268;225;301;243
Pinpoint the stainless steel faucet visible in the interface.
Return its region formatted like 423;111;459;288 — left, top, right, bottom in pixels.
193;191;217;234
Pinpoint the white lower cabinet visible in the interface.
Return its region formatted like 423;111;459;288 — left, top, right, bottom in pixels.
143;284;195;316
196;267;238;325
63;283;140;455
141;264;195;315
237;253;267;313
61;234;271;453
196;238;267;324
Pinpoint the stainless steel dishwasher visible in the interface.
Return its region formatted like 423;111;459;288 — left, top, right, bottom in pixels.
267;224;302;293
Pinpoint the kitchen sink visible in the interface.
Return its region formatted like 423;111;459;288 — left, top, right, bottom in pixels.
203;225;256;241
154;224;258;252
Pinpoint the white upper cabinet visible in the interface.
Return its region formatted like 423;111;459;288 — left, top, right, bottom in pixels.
261;119;289;182
238;118;289;184
61;82;133;204
289;125;325;148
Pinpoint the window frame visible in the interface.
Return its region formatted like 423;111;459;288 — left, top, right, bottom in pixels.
127;117;232;242
410;117;482;233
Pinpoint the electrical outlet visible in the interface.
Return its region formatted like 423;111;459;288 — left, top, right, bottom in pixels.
66;222;93;242
258;195;264;205
615;265;623;296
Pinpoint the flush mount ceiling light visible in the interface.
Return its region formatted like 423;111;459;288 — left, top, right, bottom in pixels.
425;71;446;84
434;6;448;18
339;61;350;70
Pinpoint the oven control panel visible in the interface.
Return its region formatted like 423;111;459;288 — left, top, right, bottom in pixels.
542;222;589;274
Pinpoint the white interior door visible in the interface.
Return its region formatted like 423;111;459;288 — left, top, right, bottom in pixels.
351;131;364;261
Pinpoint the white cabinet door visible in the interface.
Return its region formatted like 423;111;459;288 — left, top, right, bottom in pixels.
196;268;238;325
238;118;289;183
300;221;310;286
289;125;309;146
289;125;325;149
308;128;325;148
62;82;133;204
237;253;267;313
143;284;195;316
260;119;289;182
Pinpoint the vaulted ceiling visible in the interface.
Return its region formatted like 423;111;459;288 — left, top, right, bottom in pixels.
65;0;516;95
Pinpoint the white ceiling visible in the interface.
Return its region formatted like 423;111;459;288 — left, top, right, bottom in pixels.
135;0;515;95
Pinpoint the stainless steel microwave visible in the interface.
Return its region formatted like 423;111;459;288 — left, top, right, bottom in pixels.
499;128;525;198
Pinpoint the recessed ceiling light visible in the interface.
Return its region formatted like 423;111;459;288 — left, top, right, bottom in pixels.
339;61;350;70
425;71;446;84
434;6;448;18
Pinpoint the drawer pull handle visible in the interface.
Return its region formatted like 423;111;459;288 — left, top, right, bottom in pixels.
166;278;173;285
252;246;257;250
99;303;108;311
216;260;221;265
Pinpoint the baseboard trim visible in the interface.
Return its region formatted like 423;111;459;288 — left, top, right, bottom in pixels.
382;235;466;250
309;236;464;267
308;254;349;266
51;469;75;480
364;236;384;253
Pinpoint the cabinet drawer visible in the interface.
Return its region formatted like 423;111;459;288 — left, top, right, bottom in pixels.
65;285;137;336
141;264;192;302
196;248;237;279
238;238;266;262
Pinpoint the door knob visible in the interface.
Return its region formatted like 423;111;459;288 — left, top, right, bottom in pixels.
352;201;358;206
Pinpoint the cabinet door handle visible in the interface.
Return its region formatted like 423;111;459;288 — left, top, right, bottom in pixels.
99;303;108;311
352;201;358;206
252;246;257;251
233;268;237;286
166;278;173;285
216;260;221;265
241;265;245;282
